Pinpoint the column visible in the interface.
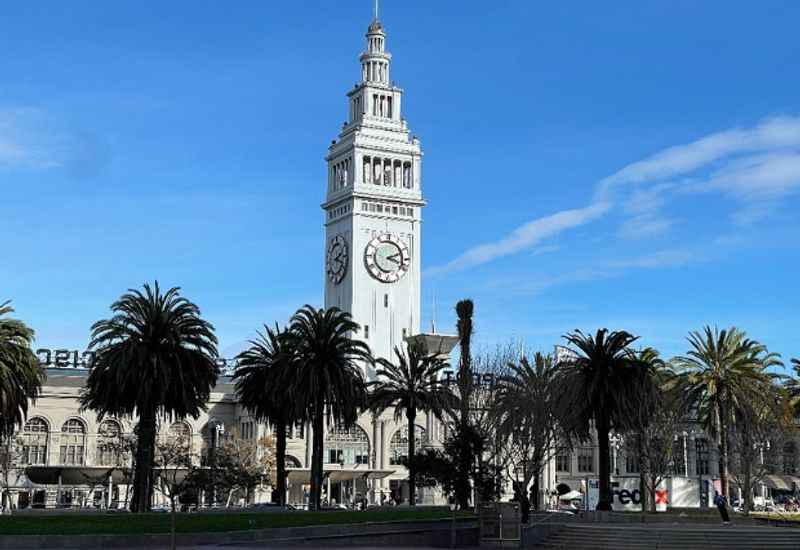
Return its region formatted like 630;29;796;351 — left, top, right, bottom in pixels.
326;477;332;505
305;422;312;467
379;421;386;497
107;474;113;509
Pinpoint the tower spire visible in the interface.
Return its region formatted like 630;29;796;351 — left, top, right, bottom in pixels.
375;0;380;20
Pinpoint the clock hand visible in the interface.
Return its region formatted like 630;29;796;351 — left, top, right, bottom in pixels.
386;253;402;264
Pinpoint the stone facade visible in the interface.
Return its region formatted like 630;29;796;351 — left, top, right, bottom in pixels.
3;367;449;509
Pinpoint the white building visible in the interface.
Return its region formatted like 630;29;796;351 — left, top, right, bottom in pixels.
323;16;424;371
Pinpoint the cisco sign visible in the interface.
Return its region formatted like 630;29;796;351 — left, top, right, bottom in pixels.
37;349;96;369
37;348;240;374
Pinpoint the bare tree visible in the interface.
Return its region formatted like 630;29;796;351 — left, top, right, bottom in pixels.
728;386;789;515
154;434;197;550
215;431;276;506
633;402;684;512
0;435;22;514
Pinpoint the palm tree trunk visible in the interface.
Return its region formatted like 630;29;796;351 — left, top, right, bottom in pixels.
131;410;156;513
596;418;612;511
407;407;416;506
310;401;325;511
276;418;287;506
170;496;177;550
717;400;729;498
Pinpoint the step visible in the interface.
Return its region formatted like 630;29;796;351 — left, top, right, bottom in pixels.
536;524;800;550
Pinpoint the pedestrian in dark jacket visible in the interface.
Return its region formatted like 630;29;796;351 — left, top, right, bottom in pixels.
714;491;730;525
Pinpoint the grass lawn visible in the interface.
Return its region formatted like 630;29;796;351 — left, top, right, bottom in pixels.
0;508;473;536
750;511;800;523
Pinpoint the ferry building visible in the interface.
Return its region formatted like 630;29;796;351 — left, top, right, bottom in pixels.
6;12;798;514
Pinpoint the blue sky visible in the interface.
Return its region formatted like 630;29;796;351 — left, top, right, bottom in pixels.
2;1;799;363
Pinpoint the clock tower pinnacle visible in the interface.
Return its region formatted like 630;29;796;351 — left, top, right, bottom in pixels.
323;13;425;378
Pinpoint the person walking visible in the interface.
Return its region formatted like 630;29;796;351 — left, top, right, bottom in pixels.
714;491;730;525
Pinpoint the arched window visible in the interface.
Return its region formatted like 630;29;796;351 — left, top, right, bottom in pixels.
389;425;427;466
325;424;370;465
200;421;224;466
21;417;49;465
60;419;86;465
783;441;797;475
96;419;123;466
285;455;301;468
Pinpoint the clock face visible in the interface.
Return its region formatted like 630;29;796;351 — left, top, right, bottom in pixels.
364;233;411;283
326;235;349;284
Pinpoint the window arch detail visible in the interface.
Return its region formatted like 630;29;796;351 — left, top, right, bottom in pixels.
21;417;49;465
60;418;87;465
389;425;427;466
325;424;370;465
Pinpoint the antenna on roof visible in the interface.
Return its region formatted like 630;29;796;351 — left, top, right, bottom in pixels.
431;288;437;334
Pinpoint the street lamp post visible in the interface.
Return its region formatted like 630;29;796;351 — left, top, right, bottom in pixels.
449;497;459;549
211;423;225;507
610;433;623;477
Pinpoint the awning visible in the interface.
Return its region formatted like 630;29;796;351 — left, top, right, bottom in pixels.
286;466;395;484
25;466;131;485
760;475;800;491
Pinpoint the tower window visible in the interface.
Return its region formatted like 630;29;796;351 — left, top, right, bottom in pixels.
364;325;370;339
384;294;389;308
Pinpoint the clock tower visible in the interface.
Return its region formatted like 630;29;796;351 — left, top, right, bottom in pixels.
323;15;424;377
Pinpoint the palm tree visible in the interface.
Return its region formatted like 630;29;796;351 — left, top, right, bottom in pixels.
0;301;45;513
555;329;651;511
453;299;474;508
672;326;780;500
788;358;800;413
493;352;563;511
0;301;44;439
455;299;474;423
288;305;370;511
368;344;456;506
80;282;219;512
233;325;297;506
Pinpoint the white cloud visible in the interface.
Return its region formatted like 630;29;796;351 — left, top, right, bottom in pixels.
430;115;800;274
701;152;800;200
597;116;800;198
618;215;675;239
530;244;561;256
427;202;610;275
496;248;701;297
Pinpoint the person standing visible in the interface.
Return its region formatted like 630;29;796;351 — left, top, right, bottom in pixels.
714;491;730;525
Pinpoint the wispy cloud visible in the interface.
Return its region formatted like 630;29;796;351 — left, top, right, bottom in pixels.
0;107;109;175
494;247;702;297
429;115;800;274
596;115;800;197
530;244;561;256
426;202;610;275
